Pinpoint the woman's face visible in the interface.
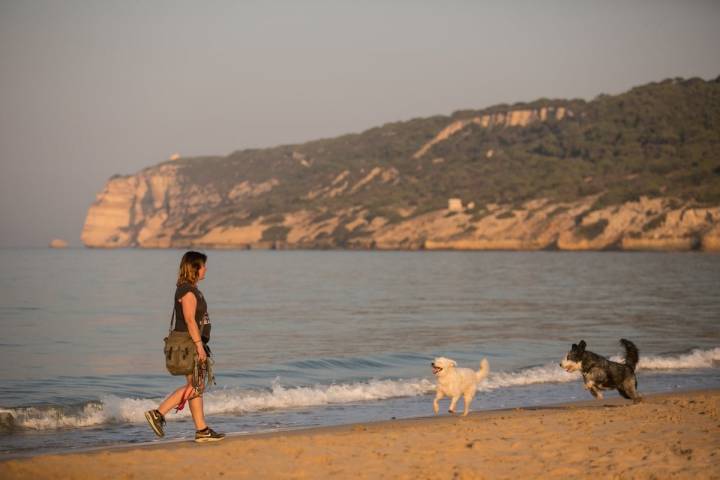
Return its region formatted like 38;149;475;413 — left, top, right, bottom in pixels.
198;263;207;281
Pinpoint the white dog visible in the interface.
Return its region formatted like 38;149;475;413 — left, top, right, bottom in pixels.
432;357;489;416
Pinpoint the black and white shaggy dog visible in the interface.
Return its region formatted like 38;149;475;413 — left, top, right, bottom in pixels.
560;339;642;403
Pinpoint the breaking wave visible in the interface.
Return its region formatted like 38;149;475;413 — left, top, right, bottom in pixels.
612;347;720;370
0;379;435;432
2;347;717;432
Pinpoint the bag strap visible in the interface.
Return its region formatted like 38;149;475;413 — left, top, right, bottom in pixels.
169;305;176;334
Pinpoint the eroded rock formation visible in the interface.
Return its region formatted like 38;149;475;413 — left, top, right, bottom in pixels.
82;77;720;251
82;163;720;251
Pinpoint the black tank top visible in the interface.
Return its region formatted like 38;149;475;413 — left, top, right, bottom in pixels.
174;282;211;342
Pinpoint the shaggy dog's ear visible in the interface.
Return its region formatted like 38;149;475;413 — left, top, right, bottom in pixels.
571;343;578;350
450;360;457;367
578;340;586;351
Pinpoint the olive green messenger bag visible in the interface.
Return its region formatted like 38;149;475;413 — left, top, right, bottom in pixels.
163;308;199;376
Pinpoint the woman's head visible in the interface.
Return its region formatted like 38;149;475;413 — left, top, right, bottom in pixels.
177;251;208;286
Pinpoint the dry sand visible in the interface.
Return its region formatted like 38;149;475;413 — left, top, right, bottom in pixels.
2;389;718;479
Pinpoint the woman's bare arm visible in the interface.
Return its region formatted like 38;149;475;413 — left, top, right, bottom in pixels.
180;292;207;362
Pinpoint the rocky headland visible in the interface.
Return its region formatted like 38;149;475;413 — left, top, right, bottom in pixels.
82;77;720;251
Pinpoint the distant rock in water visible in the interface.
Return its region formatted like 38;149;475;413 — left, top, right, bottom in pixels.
81;76;720;251
49;239;68;248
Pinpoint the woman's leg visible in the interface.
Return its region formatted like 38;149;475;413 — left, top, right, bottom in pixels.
157;377;194;416
187;370;208;430
171;373;207;431
188;395;207;431
155;375;208;430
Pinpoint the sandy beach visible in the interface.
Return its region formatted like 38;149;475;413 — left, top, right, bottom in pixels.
1;389;718;479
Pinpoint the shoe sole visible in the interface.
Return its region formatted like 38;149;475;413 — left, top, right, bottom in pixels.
144;411;164;437
194;436;225;443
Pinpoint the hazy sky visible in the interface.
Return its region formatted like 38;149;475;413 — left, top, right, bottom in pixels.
1;0;719;247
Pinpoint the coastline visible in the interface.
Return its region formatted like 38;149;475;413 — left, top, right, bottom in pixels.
2;389;718;479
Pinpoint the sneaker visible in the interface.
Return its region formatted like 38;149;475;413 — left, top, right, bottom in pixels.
194;427;225;443
144;410;166;437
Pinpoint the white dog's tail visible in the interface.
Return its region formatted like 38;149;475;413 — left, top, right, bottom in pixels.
476;358;490;382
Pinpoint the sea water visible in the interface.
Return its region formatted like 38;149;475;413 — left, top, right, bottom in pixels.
0;249;718;457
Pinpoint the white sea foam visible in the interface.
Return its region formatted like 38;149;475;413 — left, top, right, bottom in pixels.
481;364;579;391
4;404;104;431
5;397;159;430
610;347;720;370
5;379;436;431
5;347;717;431
203;378;435;417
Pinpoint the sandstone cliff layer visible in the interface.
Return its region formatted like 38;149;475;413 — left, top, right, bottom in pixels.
82;162;720;251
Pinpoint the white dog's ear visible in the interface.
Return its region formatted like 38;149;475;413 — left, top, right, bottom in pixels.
450;360;457;367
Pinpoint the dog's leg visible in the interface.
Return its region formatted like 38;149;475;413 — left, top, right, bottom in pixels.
585;380;603;399
433;390;445;415
448;396;459;415
622;378;643;404
462;392;474;416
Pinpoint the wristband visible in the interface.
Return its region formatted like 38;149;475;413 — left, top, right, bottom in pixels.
194;340;202;344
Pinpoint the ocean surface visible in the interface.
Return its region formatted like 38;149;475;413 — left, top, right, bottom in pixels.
0;248;718;457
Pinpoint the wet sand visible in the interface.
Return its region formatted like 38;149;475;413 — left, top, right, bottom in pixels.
2;389;718;479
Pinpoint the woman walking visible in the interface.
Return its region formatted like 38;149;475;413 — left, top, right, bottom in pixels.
145;251;225;442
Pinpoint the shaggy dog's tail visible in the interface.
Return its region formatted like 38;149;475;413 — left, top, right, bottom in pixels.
620;338;639;371
476;358;490;381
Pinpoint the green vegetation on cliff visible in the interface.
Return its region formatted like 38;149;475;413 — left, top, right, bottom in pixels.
161;76;720;229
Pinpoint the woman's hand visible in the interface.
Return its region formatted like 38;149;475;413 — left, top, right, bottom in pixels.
196;342;208;363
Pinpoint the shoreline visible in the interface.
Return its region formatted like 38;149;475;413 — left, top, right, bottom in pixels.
80;244;720;252
2;388;718;479
6;244;720;253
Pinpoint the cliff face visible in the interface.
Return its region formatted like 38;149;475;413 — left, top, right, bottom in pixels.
347;197;720;251
82;166;720;251
82;164;278;248
413;106;569;159
82;76;720;251
83;165;179;248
